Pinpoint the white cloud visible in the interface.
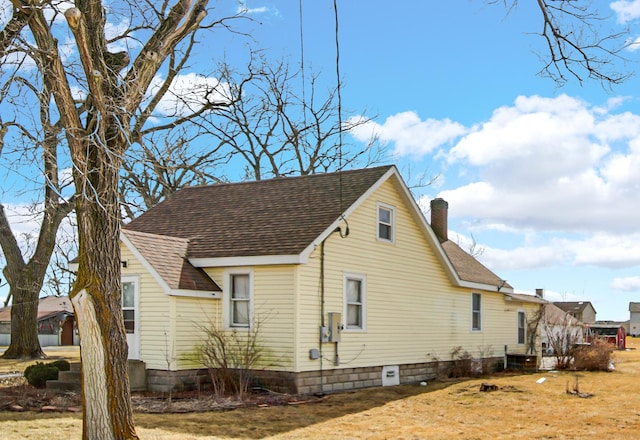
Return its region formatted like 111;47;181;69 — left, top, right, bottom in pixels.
149;73;230;118
611;0;640;23
611;276;640;291
436;94;640;235
348;111;466;157
237;2;269;15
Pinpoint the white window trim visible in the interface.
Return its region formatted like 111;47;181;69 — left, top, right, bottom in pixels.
517;310;526;345
343;272;366;332
471;292;482;332
223;269;254;330
377;203;395;243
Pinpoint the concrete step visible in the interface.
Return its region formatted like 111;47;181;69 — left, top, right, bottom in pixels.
46;379;81;392
58;370;81;382
46;360;146;392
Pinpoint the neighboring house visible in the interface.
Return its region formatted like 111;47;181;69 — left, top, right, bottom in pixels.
541;302;585;355
553;301;597;324
629;302;640;336
0;296;77;346
120;165;545;393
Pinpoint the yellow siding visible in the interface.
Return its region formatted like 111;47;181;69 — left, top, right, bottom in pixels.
201;266;297;371
173;297;219;370
296;178;542;372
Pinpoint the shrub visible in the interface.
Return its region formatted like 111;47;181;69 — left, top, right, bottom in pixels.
449;346;474;378
572;338;615;371
48;359;71;372
23;360;70;388
199;323;265;397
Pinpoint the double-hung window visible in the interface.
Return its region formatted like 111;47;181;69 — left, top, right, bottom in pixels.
517;311;526;344
226;272;252;328
344;274;366;331
472;293;482;331
377;204;394;242
122;281;136;334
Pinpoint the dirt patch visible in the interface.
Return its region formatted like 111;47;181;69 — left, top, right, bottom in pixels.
0;376;322;414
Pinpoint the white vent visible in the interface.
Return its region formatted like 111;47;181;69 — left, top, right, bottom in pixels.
381;365;400;386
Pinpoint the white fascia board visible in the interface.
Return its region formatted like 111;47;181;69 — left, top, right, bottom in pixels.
167;289;221;299
189;254;303;268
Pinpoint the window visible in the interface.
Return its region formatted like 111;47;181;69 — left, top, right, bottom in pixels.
377;204;394;242
344;274;366;330
472;293;482;331
122;281;136;334
230;273;251;327
518;311;526;344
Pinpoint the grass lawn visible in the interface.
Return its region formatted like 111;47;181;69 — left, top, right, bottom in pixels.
2;340;640;439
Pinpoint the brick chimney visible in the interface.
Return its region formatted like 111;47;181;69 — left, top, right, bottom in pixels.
430;198;448;243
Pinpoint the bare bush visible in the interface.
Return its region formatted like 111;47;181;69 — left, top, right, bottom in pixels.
449;346;474;378
199;323;265;398
572;339;615;372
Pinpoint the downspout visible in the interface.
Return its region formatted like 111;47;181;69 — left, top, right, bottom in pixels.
319;239;326;395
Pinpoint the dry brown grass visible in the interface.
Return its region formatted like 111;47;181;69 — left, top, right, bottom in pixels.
0;346;81;374
2;340;640;439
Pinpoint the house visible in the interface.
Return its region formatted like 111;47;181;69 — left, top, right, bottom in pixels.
553;301;597;324
629;302;640;337
120;165;545;393
0;296;77;346
541;302;585;356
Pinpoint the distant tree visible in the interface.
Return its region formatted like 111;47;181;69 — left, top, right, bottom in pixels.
200;55;384;181
119;54;384;219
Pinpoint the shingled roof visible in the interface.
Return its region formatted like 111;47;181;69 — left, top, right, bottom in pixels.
123;165;511;292
122;230;221;293
441;241;512;290
124;166;394;259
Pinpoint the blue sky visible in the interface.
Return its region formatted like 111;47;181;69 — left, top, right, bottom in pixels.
236;0;640;321
2;0;640;321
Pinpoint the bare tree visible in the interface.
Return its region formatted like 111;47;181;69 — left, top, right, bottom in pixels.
1;1;242;437
543;305;585;369
120;129;229;220
499;0;633;87
118;54;384;219
201;55;384;181
0;76;76;359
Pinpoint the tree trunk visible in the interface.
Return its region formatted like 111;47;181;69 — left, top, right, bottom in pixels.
2;285;45;359
71;164;138;440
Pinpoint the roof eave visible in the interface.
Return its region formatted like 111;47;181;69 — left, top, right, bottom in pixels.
190;254;305;268
459;280;515;293
167;289;221;299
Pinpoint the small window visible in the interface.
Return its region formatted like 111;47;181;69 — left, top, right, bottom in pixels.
344;274;366;330
230;273;251;328
472;293;482;331
518;311;526;344
377;204;394;242
122;281;136;334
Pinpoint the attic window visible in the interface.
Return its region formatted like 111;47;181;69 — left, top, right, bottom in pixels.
377;204;394;242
